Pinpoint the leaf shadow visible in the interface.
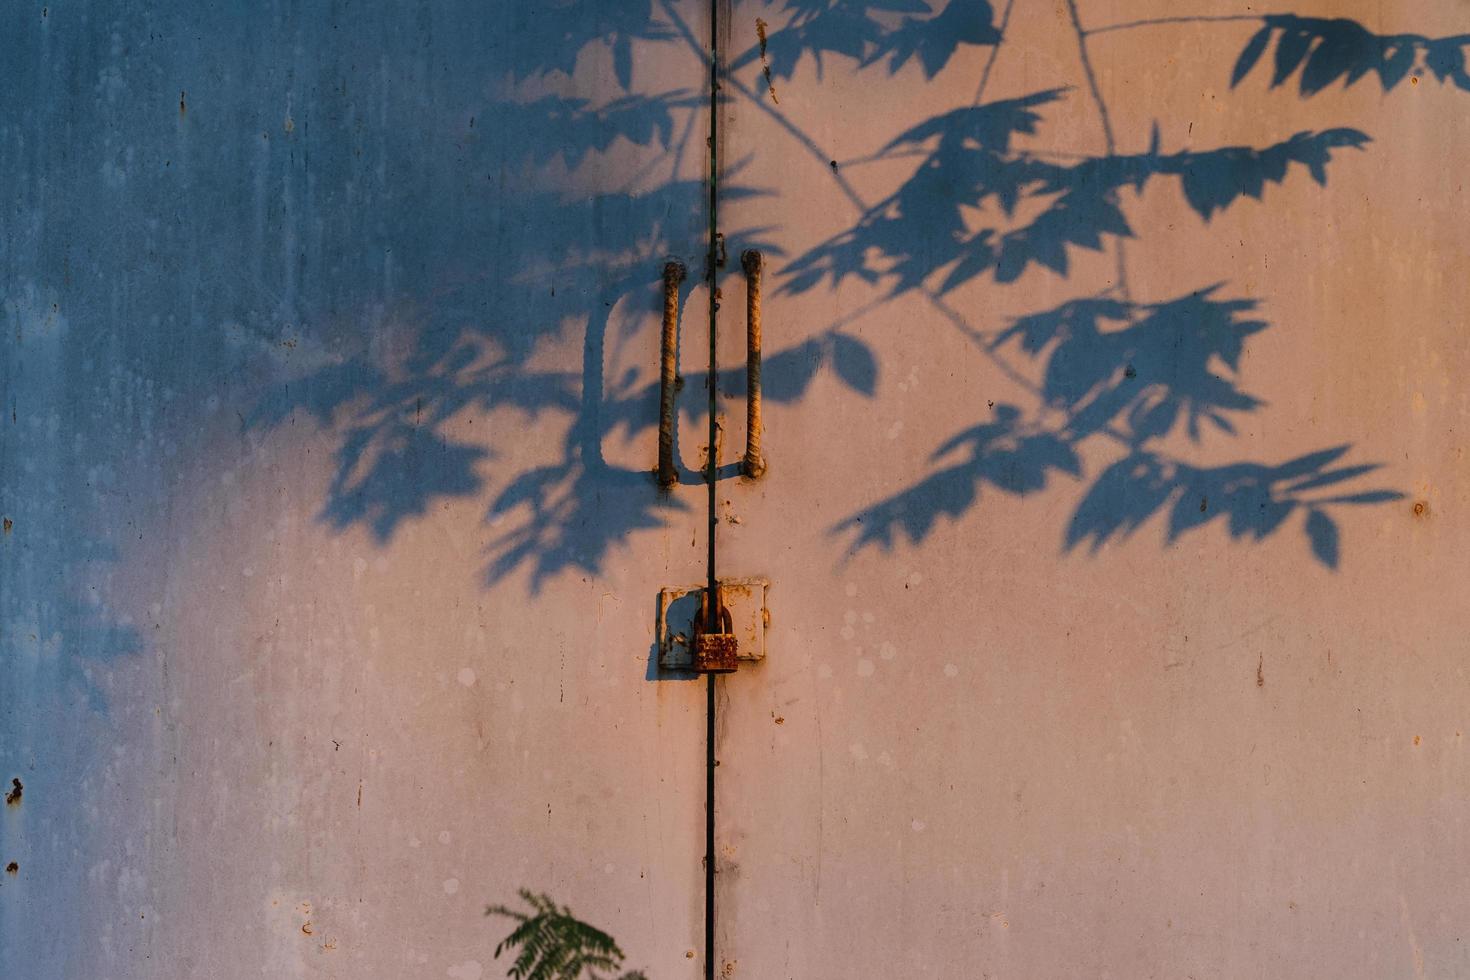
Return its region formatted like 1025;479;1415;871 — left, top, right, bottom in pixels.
837;287;1403;569
1233;14;1470;96
782;89;1369;297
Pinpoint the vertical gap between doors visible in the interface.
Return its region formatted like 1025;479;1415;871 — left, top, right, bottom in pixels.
703;0;722;978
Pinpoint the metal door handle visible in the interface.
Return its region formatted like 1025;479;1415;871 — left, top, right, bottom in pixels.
658;260;686;490
741;250;766;479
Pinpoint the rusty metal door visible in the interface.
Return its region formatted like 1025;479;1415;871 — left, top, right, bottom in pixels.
708;1;1470;977
1;3;722;977
7;2;1470;978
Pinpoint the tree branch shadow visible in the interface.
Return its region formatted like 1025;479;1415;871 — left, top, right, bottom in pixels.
1232;14;1470;96
835;287;1403;568
782;89;1369;296
228;1;1418;588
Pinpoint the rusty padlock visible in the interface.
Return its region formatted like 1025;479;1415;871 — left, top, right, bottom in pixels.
692;585;739;674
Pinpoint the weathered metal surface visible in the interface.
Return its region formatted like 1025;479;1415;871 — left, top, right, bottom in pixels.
4;1;1469;977
1;3;715;977
713;1;1470;977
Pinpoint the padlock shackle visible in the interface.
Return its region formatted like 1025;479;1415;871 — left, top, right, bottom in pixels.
702;581;730;634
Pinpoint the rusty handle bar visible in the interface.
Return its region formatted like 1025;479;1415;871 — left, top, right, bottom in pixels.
741;250;766;479
657;260;686;490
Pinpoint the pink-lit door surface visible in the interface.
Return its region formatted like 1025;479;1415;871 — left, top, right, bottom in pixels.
710;2;1470;976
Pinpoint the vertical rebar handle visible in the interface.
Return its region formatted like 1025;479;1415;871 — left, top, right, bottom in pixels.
658;260;686;490
741;249;766;479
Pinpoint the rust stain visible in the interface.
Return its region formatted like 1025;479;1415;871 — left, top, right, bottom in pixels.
1412;500;1428;517
1413;735;1422;746
301;922;313;936
722;582;753;603
4;778;20;807
755;19;779;104
3;517;11;534
4;862;16;875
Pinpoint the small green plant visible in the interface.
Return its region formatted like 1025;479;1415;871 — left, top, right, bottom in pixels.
487;890;647;980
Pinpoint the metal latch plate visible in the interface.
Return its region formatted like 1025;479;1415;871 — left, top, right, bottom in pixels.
658;578;769;670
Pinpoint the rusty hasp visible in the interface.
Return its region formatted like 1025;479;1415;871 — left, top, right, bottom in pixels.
658;579;769;672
